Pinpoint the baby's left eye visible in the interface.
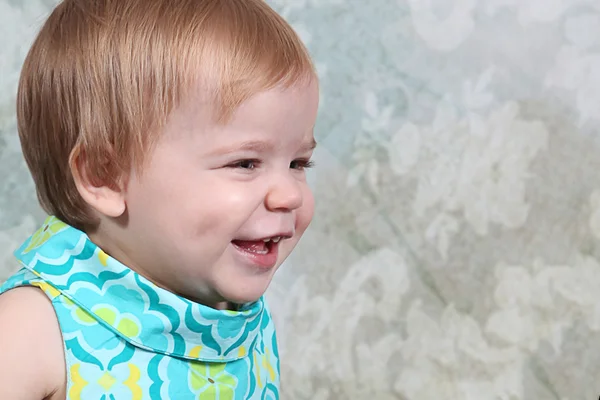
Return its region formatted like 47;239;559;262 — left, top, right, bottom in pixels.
290;159;315;170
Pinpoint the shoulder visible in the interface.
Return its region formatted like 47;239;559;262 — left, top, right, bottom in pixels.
0;286;66;399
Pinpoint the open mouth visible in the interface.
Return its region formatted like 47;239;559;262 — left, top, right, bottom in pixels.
231;237;281;255
231;237;283;268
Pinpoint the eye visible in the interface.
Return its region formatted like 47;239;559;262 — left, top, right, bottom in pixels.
290;159;315;170
229;159;260;170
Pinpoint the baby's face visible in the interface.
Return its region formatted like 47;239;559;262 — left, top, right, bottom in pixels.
115;79;319;305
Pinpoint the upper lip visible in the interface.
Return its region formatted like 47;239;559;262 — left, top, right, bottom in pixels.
233;232;294;242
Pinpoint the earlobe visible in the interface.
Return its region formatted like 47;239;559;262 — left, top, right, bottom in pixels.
69;146;127;218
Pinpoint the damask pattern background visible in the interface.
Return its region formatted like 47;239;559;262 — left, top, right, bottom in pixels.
2;0;600;398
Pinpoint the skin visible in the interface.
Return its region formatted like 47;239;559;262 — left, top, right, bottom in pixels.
0;78;319;397
0;287;66;400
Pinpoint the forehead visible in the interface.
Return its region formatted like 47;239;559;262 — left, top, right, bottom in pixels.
223;80;319;132
164;80;319;146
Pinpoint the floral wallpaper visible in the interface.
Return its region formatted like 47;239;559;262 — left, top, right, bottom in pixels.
2;0;600;398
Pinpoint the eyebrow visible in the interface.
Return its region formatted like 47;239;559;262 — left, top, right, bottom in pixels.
211;138;317;155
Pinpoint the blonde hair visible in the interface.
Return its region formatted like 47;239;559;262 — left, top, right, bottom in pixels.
17;0;315;230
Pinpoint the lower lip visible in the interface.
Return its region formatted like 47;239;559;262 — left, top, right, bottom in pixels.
231;241;279;269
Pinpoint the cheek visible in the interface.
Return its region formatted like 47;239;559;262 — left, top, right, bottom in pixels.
296;188;315;233
182;179;264;234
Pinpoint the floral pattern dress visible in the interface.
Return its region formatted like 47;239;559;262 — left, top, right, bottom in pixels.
0;216;280;399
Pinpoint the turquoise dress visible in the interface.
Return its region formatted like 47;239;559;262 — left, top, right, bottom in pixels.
0;216;280;399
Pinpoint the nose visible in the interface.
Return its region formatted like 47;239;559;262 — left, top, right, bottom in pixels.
265;172;304;212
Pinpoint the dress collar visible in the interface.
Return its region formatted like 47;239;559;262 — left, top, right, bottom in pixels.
14;216;265;362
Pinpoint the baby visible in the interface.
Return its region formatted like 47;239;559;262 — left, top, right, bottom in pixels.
0;0;318;398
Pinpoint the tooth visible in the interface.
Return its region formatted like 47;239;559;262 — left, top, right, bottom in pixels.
272;237;281;243
263;238;270;242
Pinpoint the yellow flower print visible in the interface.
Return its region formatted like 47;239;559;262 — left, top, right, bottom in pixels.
262;348;276;383
91;305;141;338
23;216;68;253
189;359;237;400
69;364;88;400
30;281;61;300
98;250;109;267
69;363;143;400
69;303;142;349
238;346;247;358
254;348;276;389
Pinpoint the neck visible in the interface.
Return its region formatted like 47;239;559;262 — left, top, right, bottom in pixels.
87;227;236;311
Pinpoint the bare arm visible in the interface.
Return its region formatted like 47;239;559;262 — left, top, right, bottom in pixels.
0;287;66;400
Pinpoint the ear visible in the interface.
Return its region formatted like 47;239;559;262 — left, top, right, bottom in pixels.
69;146;127;218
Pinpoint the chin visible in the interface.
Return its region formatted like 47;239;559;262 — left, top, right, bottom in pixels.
218;279;272;305
223;289;268;305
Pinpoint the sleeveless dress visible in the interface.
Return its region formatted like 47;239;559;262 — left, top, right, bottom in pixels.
0;216;280;399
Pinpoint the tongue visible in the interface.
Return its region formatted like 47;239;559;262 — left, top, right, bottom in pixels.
232;240;267;252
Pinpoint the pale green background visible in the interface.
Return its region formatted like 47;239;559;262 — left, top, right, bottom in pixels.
2;0;600;398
